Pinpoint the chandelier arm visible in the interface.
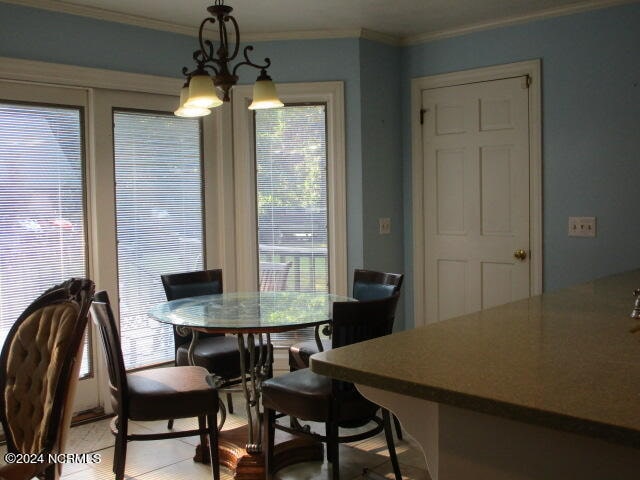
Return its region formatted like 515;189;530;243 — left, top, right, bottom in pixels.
232;46;271;77
199;17;220;64
225;14;241;62
183;62;220;78
202;64;220;76
201;41;218;65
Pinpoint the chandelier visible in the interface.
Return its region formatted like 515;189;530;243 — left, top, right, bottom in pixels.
175;0;283;117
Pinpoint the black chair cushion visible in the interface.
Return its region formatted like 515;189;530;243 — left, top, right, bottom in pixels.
288;339;331;370
176;335;272;381
262;368;378;424
176;335;243;380
126;366;218;421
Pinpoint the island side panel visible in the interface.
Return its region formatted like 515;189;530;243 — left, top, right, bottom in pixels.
357;384;439;480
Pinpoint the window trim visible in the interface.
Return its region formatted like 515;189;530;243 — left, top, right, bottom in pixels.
232;82;348;296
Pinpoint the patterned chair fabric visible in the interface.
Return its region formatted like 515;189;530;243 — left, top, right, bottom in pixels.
0;278;94;480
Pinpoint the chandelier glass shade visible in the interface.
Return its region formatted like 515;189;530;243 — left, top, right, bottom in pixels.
174;84;212;117
175;0;283;117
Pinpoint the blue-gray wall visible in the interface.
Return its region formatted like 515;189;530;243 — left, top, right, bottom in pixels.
359;38;405;327
401;1;640;326
0;2;193;76
360;39;403;272
2;1;640;329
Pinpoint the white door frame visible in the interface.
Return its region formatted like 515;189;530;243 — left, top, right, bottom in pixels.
411;59;542;327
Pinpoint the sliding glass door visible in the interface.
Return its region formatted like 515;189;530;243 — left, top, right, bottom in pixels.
0;81;98;411
113;110;204;369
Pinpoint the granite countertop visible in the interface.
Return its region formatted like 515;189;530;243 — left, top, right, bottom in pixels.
310;269;640;448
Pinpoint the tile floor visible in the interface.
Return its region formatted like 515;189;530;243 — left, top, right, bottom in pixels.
1;397;430;480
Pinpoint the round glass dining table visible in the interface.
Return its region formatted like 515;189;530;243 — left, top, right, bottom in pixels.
149;291;352;334
148;291;354;455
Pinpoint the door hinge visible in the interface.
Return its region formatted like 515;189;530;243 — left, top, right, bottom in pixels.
420;108;427;125
521;75;531;89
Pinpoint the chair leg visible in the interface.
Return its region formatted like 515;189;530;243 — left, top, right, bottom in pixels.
265;407;276;478
226;392;234;414
206;413;220;480
198;415;209;462
382;409;402;480
326;420;340;480
167;418;174;429
325;421;333;463
113;416;128;480
393;414;403;440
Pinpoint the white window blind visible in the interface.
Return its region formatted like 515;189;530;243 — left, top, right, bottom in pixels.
254;104;329;345
0;102;88;372
113;110;203;370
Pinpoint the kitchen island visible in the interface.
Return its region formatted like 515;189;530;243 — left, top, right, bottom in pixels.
310;270;640;479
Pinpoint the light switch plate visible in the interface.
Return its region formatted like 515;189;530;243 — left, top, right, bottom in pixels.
379;217;391;235
568;216;596;237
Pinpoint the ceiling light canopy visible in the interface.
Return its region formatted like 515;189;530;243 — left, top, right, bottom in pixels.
175;0;283;117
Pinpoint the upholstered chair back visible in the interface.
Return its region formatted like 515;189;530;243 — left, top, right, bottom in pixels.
0;278;94;459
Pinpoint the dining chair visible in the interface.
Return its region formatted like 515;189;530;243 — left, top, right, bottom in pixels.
288;269;404;371
287;269;405;439
91;291;220;480
0;278;94;480
160;268;271;427
259;261;293;291
160;269;237;417
262;294;403;480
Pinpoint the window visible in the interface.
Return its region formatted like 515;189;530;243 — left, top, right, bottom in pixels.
232;82;346;298
255;105;328;293
113;110;204;369
0;101;88;372
233;82;346;359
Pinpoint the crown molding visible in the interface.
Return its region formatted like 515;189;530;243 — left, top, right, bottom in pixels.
0;56;182;95
242;27;400;45
4;0;402;44
402;0;638;45
360;28;402;46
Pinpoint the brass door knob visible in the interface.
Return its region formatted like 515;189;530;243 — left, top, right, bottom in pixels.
514;249;527;261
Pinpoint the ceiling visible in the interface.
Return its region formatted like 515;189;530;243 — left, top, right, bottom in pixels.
13;0;632;42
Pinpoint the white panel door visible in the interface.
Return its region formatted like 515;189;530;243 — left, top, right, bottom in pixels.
423;76;530;323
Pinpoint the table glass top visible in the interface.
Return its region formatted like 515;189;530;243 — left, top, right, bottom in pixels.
148;291;354;333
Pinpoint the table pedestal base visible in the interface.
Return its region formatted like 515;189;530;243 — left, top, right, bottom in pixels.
195;425;324;480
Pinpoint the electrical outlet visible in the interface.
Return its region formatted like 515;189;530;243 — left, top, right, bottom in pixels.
568;216;596;237
379;217;391;235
